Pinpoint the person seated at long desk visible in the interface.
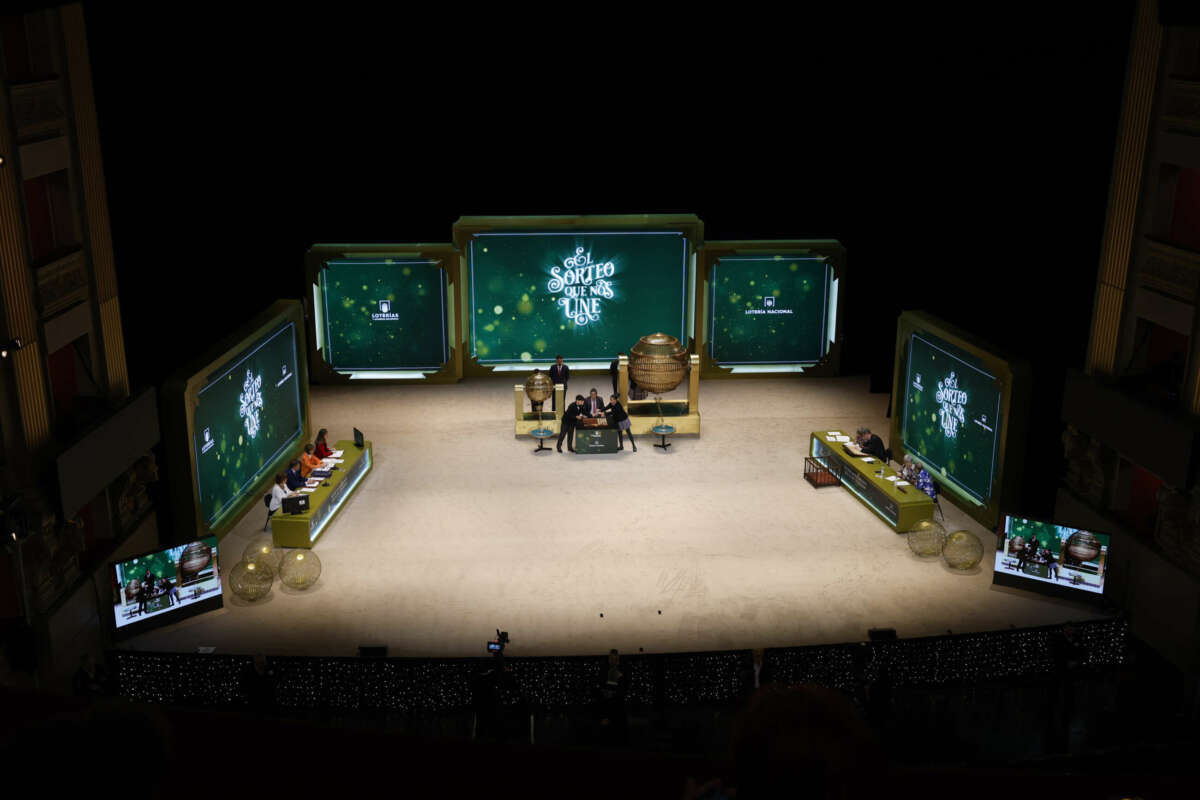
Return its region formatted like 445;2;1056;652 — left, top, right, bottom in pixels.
846;427;887;461
299;443;323;478
583;387;605;419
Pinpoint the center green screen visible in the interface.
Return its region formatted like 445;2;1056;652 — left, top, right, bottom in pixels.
901;332;1003;503
709;256;832;364
321;259;448;371
468;232;688;363
193;322;303;526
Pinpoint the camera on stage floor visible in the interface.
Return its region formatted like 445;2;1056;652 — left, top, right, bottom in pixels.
487;629;510;656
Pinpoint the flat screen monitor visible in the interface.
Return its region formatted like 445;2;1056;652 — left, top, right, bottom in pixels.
901;331;1003;505
709;254;835;366
467;230;689;363
111;536;222;638
993;514;1111;599
317;258;448;371
164;300;309;542
192;320;304;527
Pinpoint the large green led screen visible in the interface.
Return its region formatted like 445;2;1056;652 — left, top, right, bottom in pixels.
709;255;833;364
468;232;689;363
901;331;1003;503
319;259;448;371
192;321;303;526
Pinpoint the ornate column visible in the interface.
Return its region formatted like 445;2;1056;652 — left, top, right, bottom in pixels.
1086;0;1163;377
0;87;51;458
61;3;129;399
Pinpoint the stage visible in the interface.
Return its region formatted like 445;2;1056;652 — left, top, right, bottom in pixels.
127;376;1103;658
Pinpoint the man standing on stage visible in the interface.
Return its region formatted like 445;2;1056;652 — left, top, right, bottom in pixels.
549;355;570;411
557;395;585;453
609;352;623;399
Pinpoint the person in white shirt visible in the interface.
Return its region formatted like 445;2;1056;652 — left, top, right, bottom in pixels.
264;473;293;531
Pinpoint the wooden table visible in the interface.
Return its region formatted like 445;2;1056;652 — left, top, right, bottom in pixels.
271;439;373;548
810;431;934;532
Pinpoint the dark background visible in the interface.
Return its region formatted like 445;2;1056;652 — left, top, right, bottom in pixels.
78;5;1136;519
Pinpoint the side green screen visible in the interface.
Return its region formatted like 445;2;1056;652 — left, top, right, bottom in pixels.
192;322;303;526
709;256;831;364
901;332;1003;503
468;232;688;363
320;259;448;370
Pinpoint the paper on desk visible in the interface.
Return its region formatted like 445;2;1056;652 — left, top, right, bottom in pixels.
826;436;838;442
330;458;345;464
895;480;910;486
862;457;874;463
300;488;316;493
836;435;851;442
885;475;898;482
828;431;842;436
331;450;345;457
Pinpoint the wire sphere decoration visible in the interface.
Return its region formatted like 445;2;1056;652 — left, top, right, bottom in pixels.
279;548;322;590
943;530;985;571
229;559;274;601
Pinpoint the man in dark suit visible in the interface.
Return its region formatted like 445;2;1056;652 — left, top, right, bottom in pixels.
557;395;585;453
857;427;888;461
548;355;570;411
609;352;623;399
584;388;605;419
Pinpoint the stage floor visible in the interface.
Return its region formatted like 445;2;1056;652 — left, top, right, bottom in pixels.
129;375;1103;658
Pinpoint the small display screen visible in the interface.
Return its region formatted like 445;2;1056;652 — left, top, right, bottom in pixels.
112;537;222;632
995;515;1110;596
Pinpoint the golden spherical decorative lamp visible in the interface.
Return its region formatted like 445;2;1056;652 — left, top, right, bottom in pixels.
907;518;948;557
1065;530;1101;562
943;530;985;571
229;559;273;601
179;541;212;577
243;535;283;573
279;549;322;590
628;333;689;425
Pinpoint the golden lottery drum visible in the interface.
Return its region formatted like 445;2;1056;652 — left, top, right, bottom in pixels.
1066;531;1101;562
180;542;211;575
628;333;689;395
524;370;554;403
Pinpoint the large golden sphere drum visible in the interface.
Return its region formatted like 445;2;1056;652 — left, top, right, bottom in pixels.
180;541;211;576
1065;530;1101;562
524;370;554;404
628;333;689;394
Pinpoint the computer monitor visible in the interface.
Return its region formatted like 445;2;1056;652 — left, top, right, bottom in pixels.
353;427;364;448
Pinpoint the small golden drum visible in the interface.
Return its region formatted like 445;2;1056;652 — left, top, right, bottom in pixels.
524;370;554;404
628;333;689;395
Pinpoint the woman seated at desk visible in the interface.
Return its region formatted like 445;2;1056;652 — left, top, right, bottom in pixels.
314;428;334;459
299;443;323;477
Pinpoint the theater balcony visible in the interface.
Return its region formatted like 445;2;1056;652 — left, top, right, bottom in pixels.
1061;367;1200;489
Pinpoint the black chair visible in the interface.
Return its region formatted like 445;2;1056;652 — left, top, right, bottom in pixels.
929;483;944;522
262;493;273;532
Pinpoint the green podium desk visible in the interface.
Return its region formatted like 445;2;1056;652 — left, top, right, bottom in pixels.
810;431;933;533
271;439;372;549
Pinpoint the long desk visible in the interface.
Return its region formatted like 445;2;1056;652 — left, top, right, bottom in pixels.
271;439;372;549
810;431;934;532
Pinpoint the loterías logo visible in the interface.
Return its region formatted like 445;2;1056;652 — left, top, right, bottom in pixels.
547;246;615;326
